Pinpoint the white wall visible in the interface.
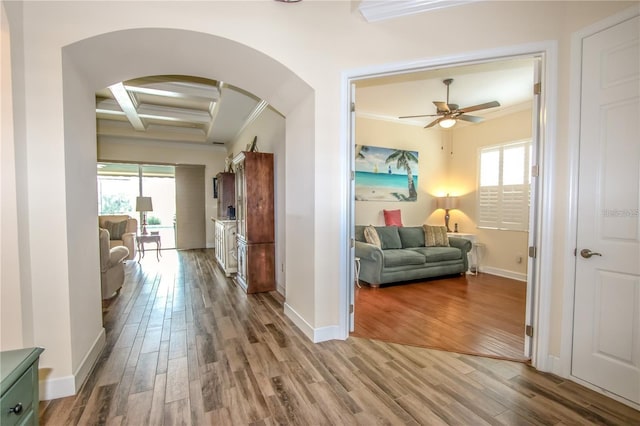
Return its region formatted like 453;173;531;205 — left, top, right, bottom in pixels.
3;0;636;397
1;1;24;350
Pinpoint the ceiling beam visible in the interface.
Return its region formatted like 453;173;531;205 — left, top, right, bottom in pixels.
108;82;146;131
205;81;224;144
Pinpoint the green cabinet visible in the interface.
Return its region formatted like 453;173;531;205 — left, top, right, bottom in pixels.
1;347;44;426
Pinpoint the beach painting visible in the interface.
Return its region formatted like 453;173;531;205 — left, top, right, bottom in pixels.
355;145;419;202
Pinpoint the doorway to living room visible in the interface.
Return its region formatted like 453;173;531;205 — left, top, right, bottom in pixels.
344;47;554;364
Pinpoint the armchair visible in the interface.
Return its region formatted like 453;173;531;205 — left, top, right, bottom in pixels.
99;228;129;299
98;215;137;260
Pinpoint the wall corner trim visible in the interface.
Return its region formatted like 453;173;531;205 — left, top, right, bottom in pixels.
39;328;106;400
284;302;342;343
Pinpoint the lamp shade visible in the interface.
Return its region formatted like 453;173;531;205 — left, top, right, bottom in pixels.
437;195;458;210
135;196;153;212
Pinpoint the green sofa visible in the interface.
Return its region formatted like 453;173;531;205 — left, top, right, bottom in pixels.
355;225;472;287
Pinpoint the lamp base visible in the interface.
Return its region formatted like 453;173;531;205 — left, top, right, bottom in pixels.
444;210;452;233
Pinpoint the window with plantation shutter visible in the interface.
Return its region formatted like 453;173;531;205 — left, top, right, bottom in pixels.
478;141;531;231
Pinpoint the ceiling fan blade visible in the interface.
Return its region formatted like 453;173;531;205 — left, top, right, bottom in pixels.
424;118;441;129
399;113;440;119
459;100;501;114
457;114;484;123
433;101;450;113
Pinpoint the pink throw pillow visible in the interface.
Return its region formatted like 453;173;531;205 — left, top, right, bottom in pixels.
383;209;403;227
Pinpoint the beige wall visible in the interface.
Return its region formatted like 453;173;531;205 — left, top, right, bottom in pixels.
2;0;636;396
450;108;533;278
355;117;448;226
357;108;532;279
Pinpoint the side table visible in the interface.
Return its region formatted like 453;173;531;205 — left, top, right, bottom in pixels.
137;233;161;263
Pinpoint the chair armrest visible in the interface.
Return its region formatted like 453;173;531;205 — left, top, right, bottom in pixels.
108;246;129;267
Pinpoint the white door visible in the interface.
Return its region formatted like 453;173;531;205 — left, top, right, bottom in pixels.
572;14;640;405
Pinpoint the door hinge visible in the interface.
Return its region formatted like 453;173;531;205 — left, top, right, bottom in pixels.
528;246;537;258
350;238;355;248
351;102;356;112
531;165;539;178
533;82;542;95
351;170;355;180
525;324;534;337
349;304;354;314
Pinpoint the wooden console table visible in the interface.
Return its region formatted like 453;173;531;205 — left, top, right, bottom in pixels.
137;234;161;263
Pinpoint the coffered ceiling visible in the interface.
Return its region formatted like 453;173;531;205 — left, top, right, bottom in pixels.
96;75;270;147
95;58;534;149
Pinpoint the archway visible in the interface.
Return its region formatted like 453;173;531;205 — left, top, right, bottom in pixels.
60;28;316;387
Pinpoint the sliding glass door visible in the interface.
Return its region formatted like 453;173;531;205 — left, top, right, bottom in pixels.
97;162;176;249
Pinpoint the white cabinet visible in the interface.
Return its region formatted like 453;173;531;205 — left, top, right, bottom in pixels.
214;219;237;276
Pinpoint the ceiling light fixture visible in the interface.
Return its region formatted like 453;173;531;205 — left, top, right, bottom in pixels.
439;118;456;129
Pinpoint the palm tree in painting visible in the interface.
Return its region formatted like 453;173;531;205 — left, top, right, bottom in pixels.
385;150;418;201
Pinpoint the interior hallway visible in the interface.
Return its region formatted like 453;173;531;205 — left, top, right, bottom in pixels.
39;249;640;424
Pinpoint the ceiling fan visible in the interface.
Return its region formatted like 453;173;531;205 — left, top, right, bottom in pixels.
399;78;500;129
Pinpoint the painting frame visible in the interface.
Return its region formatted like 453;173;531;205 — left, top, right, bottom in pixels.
355;145;419;202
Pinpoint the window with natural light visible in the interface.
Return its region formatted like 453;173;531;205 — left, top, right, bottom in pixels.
478;141;531;231
97;163;177;249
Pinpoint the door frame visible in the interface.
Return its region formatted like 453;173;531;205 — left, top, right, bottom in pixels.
339;41;558;371
561;4;640;409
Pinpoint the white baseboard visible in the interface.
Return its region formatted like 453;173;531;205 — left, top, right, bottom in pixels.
480;266;527;282
547;354;562;376
40;328;106;400
283;302;342;343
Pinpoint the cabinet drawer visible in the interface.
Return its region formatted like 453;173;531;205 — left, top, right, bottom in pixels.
1;367;35;426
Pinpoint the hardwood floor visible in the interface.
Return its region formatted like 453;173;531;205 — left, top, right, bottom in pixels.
39;249;640;425
352;273;528;361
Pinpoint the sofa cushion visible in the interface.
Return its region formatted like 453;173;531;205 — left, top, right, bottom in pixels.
383;249;426;267
375;226;402;249
410;246;462;262
364;225;381;248
383;209;403;226
105;220;128;240
423;225;449;247
398;226;425;248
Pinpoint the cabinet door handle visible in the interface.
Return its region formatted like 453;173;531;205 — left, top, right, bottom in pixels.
9;402;23;415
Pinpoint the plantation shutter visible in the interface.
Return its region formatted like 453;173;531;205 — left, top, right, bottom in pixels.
478;141;530;231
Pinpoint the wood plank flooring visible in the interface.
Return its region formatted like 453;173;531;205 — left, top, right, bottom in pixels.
39;249;640;425
352;273;528;361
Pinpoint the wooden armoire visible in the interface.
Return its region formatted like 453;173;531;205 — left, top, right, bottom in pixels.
231;151;275;293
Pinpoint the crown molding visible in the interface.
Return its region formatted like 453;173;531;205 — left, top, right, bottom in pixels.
358;0;481;23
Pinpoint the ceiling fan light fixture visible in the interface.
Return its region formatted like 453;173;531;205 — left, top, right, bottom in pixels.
439;118;456;129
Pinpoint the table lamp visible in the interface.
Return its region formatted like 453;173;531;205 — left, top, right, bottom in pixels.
437;194;459;232
135;196;153;235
